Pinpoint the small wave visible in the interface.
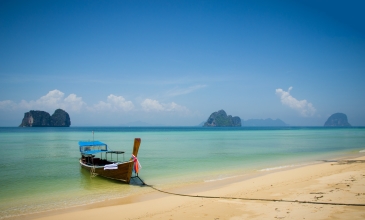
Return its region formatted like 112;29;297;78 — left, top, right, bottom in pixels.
359;150;365;153
204;174;243;183
259;165;294;172
259;162;315;172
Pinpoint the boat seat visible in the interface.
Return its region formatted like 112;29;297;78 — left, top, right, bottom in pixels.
92;158;100;165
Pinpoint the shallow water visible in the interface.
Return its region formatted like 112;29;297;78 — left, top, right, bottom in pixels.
0;127;364;218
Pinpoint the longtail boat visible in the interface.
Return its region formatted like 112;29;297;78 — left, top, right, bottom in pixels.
79;138;141;183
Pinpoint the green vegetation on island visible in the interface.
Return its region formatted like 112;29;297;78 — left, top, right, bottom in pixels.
19;109;71;127
324;113;351;127
203;110;241;127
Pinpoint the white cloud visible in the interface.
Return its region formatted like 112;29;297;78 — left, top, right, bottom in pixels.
0;100;17;110
64;94;85;111
0;90;86;112
0;90;134;113
275;87;316;117
141;99;165;112
167;84;207;97
0;90;189;118
141;99;189;113
93;94;134;112
37;89;64;106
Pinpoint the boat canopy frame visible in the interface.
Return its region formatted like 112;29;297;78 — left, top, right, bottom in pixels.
79;141;125;162
79;141;108;155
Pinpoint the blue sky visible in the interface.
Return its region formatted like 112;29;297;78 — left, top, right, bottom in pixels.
1;0;364;126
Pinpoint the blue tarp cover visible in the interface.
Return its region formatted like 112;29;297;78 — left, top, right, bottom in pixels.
79;140;108;154
79;141;106;146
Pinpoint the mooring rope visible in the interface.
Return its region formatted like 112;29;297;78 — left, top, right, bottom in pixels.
90;166;98;178
133;177;365;207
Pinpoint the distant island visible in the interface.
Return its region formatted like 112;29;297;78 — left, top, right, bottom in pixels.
203;110;241;127
242;118;288;126
324;113;351;127
201;110;289;127
19;109;71;127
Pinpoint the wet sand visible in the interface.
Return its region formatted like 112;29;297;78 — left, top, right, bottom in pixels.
11;156;365;220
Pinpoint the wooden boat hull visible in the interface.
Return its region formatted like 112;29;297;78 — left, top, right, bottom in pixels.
79;138;141;184
80;160;134;183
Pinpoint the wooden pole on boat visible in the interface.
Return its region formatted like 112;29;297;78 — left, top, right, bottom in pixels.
132;138;141;157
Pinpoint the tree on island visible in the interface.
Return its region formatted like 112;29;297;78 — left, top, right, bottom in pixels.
203;110;241;127
324;113;351;127
19;109;71;127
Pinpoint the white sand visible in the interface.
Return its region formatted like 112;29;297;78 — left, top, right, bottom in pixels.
12;156;365;220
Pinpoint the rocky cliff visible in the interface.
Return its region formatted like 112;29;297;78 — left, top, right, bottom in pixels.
324;113;351;127
50;109;71;127
19;110;51;127
19;109;71;127
203;110;241;127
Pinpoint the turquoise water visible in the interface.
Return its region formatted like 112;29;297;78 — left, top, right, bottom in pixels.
0;127;364;218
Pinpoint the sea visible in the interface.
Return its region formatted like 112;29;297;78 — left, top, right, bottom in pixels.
0;126;364;219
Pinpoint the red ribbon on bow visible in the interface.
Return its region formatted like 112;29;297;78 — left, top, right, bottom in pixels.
131;154;142;174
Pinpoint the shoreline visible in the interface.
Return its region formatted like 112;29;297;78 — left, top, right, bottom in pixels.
2;126;364;220
6;153;365;220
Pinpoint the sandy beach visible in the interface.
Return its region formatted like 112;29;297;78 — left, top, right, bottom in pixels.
13;155;365;220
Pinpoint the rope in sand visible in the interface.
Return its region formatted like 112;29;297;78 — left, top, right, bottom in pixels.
132;177;365;207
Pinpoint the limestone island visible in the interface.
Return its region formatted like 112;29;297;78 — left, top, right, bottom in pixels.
324;113;351;127
19;109;71;127
203;109;241;127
